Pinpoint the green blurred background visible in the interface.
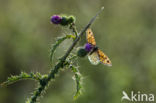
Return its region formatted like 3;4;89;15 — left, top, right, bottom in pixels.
0;0;156;103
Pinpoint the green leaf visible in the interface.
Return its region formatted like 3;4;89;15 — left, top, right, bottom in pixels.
1;72;44;87
50;34;76;64
70;65;82;99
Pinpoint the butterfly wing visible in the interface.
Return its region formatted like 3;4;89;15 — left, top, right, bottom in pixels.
97;49;112;66
86;29;96;46
86;28;112;66
88;51;100;65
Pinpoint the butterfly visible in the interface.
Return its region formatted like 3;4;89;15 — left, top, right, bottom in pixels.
86;28;112;66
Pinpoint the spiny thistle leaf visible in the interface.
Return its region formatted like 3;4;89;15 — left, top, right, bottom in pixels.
0;7;104;103
70;65;82;99
64;54;82;99
50;34;76;64
1;72;44;87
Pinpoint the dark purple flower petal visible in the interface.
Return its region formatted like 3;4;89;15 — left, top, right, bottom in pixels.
51;15;62;24
85;43;93;52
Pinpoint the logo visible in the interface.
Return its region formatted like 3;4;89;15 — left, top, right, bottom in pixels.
122;91;155;102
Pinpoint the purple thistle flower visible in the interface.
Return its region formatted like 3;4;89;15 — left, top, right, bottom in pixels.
85;43;93;52
51;15;62;24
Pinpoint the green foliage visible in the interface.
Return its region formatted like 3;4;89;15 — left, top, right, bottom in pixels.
1;7;104;103
65;54;82;99
1;1;156;103
1;72;43;87
50;34;76;64
70;65;82;99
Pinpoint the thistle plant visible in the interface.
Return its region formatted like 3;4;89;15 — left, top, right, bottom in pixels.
1;7;105;103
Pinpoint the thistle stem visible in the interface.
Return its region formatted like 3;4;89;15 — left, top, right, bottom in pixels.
70;23;78;37
29;7;104;103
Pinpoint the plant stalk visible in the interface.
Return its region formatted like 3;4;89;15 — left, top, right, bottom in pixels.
30;7;104;103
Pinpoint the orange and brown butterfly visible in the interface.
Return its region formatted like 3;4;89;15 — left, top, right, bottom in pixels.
85;28;112;66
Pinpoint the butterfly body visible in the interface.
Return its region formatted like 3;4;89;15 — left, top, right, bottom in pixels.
89;45;98;55
86;29;112;66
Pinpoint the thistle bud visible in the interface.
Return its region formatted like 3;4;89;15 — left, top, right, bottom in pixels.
77;47;88;57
